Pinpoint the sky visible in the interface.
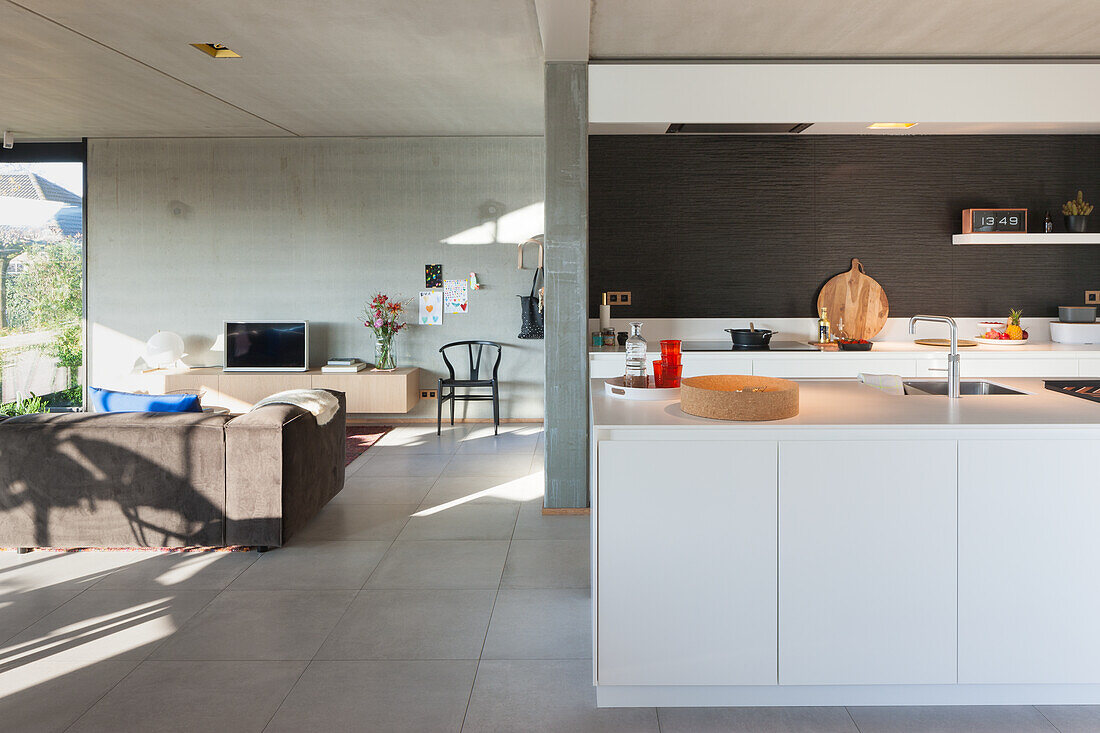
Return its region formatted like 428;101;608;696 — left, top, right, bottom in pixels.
1;161;83;197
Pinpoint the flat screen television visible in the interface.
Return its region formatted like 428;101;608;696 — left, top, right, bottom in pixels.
224;321;309;372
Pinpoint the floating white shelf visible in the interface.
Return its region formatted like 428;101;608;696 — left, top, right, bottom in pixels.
953;233;1100;245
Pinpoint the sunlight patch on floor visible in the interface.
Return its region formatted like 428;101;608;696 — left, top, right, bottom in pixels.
413;471;544;516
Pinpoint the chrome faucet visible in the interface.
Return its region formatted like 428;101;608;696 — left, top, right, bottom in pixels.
909;315;960;398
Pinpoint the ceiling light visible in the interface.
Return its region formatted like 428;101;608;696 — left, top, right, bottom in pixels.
190;43;241;58
868;123;918;129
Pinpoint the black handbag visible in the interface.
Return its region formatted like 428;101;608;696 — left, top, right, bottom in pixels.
518;266;544;339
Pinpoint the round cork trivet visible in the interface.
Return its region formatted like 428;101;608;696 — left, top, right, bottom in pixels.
680;375;799;421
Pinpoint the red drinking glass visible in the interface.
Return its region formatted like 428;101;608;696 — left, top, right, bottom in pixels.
652;360;664;387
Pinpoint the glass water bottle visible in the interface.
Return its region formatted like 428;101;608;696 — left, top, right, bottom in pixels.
624;321;648;388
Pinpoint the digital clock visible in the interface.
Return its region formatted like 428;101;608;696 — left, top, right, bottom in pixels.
962;208;1028;233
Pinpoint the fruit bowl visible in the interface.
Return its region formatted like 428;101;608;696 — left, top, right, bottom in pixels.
973;335;1029;346
837;338;873;351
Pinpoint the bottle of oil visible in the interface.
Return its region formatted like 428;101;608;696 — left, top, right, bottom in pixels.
818;307;831;343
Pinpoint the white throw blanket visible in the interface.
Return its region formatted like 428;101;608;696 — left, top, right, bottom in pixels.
858;373;905;396
252;389;339;425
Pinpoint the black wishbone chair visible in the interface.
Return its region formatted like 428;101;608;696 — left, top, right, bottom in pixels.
437;341;503;435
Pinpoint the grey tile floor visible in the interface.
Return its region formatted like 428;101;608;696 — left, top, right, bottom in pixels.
1;423;1098;732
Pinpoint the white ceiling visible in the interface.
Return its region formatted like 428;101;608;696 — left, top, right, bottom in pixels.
590;0;1100;59
7;0;1100;140
1;0;544;139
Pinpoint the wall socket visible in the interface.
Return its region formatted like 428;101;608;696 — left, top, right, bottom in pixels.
420;389;437;399
606;291;632;305
1086;291;1100;305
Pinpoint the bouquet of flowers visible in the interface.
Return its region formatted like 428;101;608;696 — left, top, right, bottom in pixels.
363;293;408;370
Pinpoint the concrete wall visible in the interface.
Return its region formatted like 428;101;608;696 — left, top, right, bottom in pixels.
88;136;545;419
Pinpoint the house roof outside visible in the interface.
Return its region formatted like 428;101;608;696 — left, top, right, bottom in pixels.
0;172;83;238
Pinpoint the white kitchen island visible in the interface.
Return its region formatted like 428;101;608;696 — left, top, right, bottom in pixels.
590;376;1100;707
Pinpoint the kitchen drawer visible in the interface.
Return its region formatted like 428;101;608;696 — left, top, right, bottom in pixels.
589;352;659;379
923;358;1079;378
680;356;753;377
755;358;917;379
1076;357;1100;377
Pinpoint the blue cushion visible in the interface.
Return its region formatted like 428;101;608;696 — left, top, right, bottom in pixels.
90;387;202;413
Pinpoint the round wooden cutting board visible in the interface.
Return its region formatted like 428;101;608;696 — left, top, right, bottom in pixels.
816;258;889;340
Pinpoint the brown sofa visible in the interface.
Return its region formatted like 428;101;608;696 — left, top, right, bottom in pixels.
0;391;345;550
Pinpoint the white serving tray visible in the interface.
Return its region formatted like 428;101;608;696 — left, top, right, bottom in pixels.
603;376;681;401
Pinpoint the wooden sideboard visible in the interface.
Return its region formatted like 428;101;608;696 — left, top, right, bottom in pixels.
141;367;421;414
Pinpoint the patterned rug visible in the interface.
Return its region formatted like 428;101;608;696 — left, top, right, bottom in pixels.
346;425;393;466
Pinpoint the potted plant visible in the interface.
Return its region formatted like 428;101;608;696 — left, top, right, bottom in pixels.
1062;190;1094;233
363;293;408;371
0;392;48;417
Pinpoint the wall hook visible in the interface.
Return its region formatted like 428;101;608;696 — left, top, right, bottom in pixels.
518;235;544;270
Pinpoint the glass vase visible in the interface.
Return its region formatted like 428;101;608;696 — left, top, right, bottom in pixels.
374;334;397;371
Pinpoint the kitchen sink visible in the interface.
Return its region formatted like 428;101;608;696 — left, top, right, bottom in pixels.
903;380;1027;396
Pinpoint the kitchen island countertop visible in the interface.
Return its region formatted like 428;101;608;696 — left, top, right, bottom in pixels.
590;376;1100;430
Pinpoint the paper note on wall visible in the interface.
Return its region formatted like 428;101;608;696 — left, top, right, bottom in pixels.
419;290;442;325
443;278;468;314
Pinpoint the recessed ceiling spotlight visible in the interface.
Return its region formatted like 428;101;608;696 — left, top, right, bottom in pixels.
190;43;241;58
868;122;918;129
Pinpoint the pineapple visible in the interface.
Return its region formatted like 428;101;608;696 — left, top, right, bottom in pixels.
1006;309;1024;340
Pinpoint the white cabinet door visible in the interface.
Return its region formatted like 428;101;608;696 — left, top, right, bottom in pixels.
779;440;957;685
957;357;1078;378
680;356;754;377
756;358;917;378
597;440;778;686
959;440;1100;683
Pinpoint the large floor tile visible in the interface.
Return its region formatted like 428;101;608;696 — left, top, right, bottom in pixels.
1034;704;1100;730
150;590;355;660
67;660;307;733
88;551;256;591
463;659;658;733
265;660;476;733
316;589;495;660
457;427;541;455
444;453;538;478
373;425;472;452
0;658;138;733
228;541;389;590
657;706;860;733
847;705;1058;733
332;474;437;505
0;588;83;645
501;540;590;589
419;473;543;509
512;500;590;540
1036;705;1100;733
398;504;520;541
1;589;216;665
290;503;416;543
363;452;454;477
366;540;509;589
0;550;144;595
482;588;590;660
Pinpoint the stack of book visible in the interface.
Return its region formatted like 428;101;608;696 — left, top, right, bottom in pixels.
321;357;366;373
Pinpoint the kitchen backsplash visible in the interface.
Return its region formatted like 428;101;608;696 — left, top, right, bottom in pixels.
589;134;1100;318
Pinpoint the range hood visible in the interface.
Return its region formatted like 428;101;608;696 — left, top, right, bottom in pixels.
666;123;812;134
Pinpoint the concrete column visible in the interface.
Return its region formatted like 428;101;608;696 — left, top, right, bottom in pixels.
543;62;588;509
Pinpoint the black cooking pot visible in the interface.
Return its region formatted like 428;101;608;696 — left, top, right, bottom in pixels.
725;328;773;348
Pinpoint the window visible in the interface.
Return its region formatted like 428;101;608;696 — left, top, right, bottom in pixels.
0;142;85;412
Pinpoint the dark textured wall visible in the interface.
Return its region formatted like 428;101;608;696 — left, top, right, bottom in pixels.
589;135;1100;318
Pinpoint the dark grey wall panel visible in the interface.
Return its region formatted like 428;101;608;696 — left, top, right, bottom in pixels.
590;135;1100;318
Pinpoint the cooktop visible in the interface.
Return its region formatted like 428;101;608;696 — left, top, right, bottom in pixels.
681;340;818;352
